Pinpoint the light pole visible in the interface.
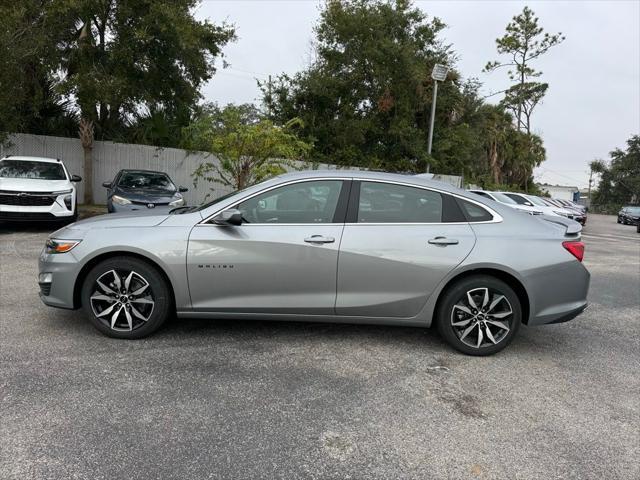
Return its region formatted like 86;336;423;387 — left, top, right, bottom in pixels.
426;63;449;173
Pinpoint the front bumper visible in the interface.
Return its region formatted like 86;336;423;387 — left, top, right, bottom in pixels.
109;202;174;214
38;248;81;309
0;193;76;221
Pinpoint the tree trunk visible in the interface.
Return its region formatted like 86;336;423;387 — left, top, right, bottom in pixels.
78;118;94;204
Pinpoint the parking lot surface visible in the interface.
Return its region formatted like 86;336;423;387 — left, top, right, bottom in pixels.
1;214;638;479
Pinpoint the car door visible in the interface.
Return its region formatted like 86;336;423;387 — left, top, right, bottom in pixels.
336;180;477;318
187;179;350;314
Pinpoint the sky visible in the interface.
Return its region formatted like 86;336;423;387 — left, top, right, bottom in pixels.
195;0;640;189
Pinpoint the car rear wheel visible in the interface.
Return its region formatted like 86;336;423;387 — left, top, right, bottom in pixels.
81;257;171;339
436;275;521;356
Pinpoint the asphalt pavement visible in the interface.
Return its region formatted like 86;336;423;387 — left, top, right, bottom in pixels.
0;214;638;479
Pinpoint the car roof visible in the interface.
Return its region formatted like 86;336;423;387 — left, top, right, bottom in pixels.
274;170;464;194
0;155;61;163
119;169;169;175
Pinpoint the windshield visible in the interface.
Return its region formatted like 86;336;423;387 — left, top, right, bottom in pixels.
118;172;175;192
194;188;249;212
527;196;549;207
490;192;518;205
0;159;66;180
626;206;640;215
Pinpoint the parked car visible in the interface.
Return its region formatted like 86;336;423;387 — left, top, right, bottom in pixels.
539;197;587;225
617;206;640;225
38;171;590;356
103;169;188;213
468;190;543;215
0;155;81;223
555;198;587;214
501;192;580;221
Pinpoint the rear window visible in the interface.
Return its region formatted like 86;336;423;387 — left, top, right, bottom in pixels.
457;199;494;222
0;159;66;180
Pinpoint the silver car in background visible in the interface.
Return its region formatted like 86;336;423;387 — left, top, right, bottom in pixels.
38;171;590;355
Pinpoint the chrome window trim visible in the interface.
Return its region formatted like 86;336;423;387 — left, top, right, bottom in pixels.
197;177;352;226
197;176;503;226
353;178;503;225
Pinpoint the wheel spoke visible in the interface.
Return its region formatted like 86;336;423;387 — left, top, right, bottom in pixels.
459;323;477;341
487;295;506;313
124;271;134;292
130;297;153;305
130;283;149;296
486;320;510;331
111;270;122;291
96;279;116;295
96;303;118;318
466;291;478;310
453;304;472;315
452;318;472;327
481;288;490;308
485;325;498;344
130;305;149;322
110;306;123;328
124;308;133;330
490;311;512;319
91;294;115;303
476;326;484;348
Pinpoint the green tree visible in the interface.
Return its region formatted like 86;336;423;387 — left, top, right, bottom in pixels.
592;135;640;208
184;104;312;193
0;2;77;141
261;0;450;172
484;6;564;134
0;0;235;203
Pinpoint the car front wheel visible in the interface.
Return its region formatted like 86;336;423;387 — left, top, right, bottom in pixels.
436;275;521;356
81;257;172;339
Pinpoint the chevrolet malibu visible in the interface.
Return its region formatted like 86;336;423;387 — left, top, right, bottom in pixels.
39;171;590;355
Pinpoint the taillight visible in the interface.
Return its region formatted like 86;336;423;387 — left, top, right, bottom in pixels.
562;241;585;262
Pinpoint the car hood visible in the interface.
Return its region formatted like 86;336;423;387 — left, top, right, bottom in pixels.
0;178;72;192
58;212;170;236
114;187;180;203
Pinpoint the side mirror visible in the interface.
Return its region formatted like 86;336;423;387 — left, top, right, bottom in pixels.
102;181;112;188
524;201;533;207
71;175;82;182
212;208;243;226
178;186;189;193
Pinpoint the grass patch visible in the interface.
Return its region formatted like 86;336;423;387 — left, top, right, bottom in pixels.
78;204;107;219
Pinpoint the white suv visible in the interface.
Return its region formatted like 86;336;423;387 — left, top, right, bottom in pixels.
0;156;81;223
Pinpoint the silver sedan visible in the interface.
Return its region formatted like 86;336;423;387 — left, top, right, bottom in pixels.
38;171;590;355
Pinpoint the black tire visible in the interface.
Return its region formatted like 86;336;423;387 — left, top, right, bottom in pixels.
617;217;621;224
436;275;521;356
81;256;172;339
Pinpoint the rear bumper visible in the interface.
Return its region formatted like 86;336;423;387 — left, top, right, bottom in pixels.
528;301;588;326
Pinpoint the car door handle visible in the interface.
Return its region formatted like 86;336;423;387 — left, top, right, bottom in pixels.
304;235;335;244
428;236;459;246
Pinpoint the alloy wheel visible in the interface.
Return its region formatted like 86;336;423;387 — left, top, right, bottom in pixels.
90;269;155;332
450;287;513;349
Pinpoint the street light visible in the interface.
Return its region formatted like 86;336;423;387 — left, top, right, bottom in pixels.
426;63;449;173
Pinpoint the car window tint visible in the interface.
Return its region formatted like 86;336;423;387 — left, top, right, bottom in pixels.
357;182;442;223
119;172;175;192
0;160;66;180
458;199;494;222
238;180;343;224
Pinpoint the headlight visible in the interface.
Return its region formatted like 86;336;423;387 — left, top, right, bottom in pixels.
63;194;73;210
112;195;131;205
53;189;73;195
169;197;185;207
45;238;81;254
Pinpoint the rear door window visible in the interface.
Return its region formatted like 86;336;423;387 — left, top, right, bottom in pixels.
356;182;443;223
